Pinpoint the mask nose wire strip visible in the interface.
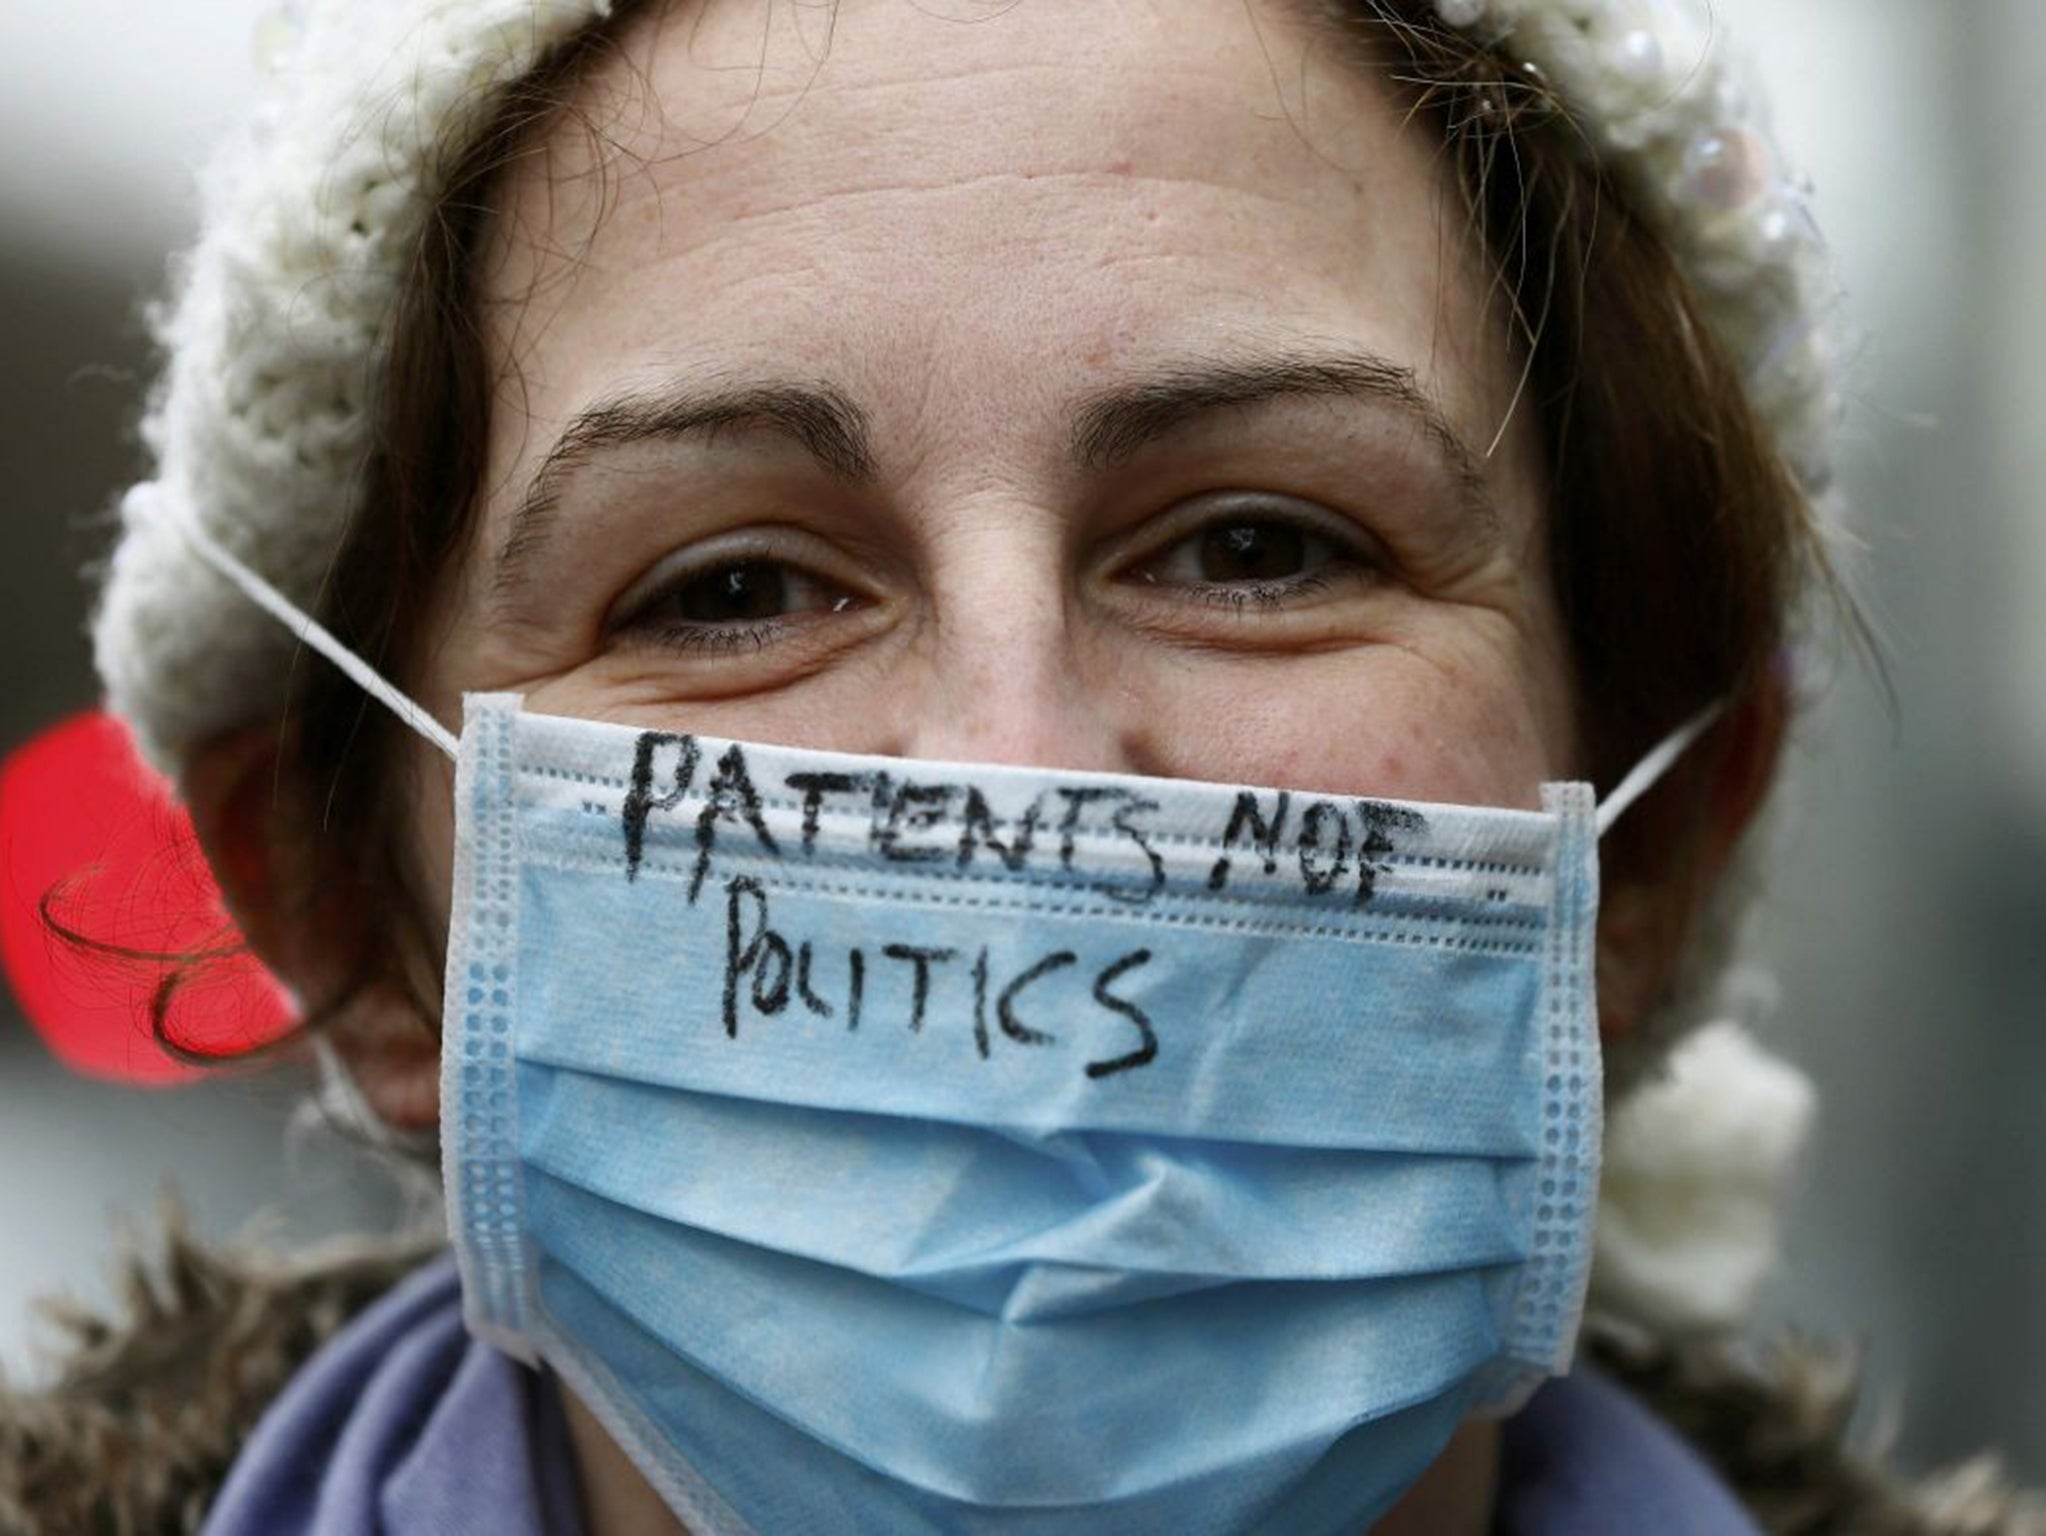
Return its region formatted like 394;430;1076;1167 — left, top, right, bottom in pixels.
130;486;461;762
1593;702;1725;840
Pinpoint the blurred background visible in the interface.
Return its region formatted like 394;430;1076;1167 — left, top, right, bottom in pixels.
3;0;2042;1488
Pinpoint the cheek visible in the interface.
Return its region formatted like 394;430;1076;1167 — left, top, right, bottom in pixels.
1121;640;1574;810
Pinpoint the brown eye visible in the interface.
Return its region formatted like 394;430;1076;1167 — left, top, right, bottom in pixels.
1198;521;1307;583
667;561;789;624
610;551;861;656
1124;496;1375;606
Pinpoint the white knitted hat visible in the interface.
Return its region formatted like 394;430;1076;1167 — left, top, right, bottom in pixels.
92;0;1843;779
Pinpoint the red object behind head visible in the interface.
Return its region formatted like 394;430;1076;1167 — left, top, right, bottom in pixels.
0;710;294;1084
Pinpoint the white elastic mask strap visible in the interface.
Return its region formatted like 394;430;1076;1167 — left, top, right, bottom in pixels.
1594;703;1725;839
134;487;459;761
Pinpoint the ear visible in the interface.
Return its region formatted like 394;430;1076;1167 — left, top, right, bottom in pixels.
1595;669;1790;1043
181;726;441;1130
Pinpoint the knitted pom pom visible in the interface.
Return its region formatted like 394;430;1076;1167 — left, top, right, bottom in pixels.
1591;1020;1817;1335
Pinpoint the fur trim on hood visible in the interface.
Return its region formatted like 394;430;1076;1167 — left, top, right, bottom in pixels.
1583;1321;2046;1536
0;1215;434;1536
0;1224;2039;1536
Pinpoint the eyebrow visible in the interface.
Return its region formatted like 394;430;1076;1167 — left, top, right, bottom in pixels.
1069;352;1494;526
490;349;1496;604
492;381;876;604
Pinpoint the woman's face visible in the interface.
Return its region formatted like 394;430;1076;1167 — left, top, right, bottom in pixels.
409;0;1580;926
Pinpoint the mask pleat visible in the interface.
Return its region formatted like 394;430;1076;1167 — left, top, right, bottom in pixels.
517;1068;1531;1300
525;1172;1507;1509
536;1259;1471;1536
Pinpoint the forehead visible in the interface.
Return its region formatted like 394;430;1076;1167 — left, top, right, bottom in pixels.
480;0;1526;489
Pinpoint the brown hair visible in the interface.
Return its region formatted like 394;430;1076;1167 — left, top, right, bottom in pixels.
1311;3;1830;877
162;0;1830;1064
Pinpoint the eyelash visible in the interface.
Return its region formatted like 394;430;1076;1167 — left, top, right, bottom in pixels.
627;616;788;655
1172;572;1342;612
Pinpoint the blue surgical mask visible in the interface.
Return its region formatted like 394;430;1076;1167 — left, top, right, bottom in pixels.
161;507;1712;1536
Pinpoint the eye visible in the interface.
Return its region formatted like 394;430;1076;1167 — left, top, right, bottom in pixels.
609;552;862;654
1184;521;1313;583
1121;495;1380;607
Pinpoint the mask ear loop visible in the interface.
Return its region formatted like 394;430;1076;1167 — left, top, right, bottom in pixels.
1593;703;1725;840
130;486;460;762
